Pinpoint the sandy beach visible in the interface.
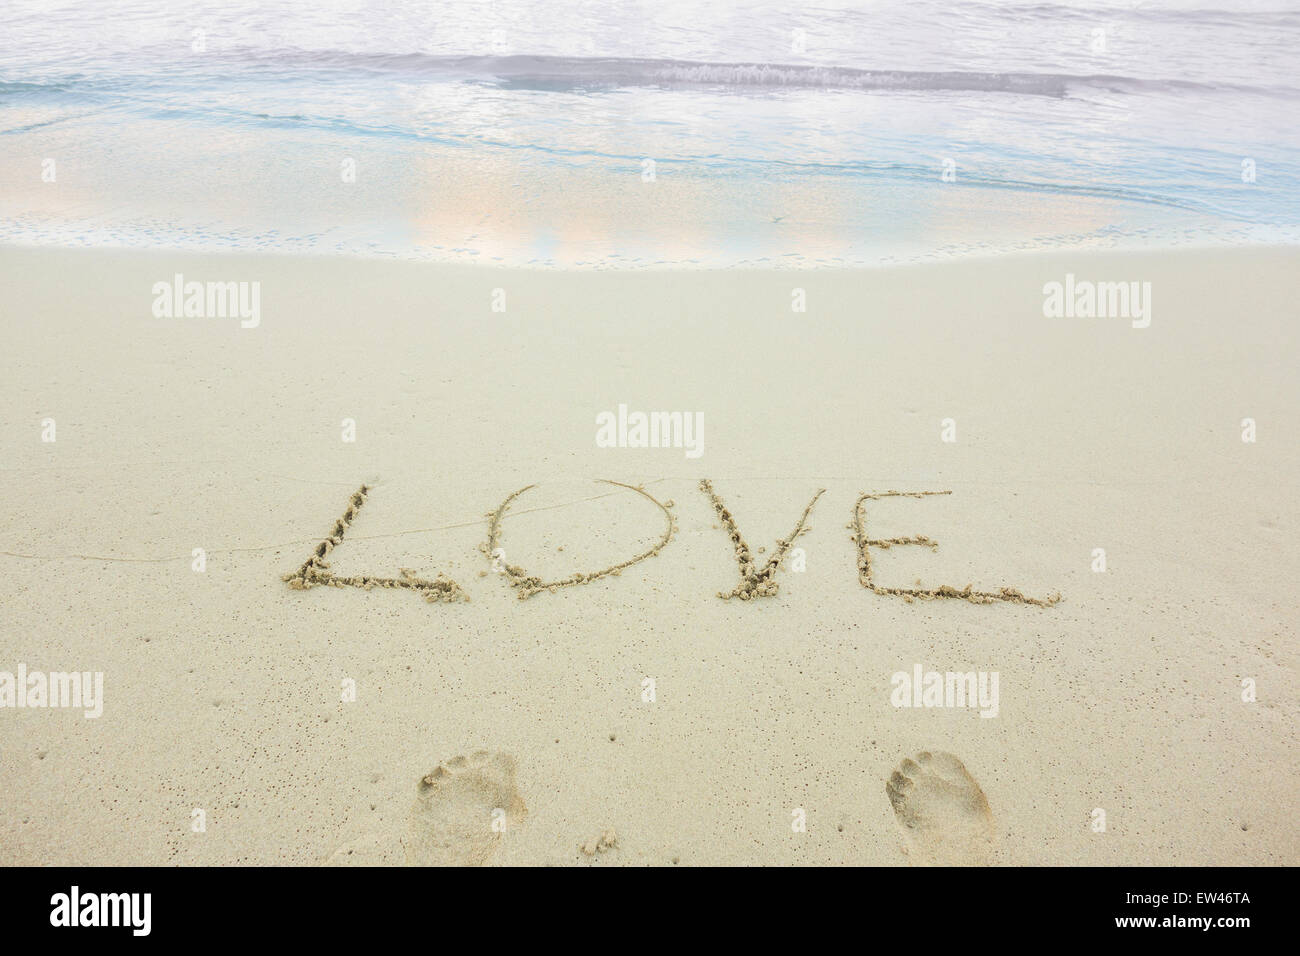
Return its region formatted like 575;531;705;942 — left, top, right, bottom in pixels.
1;243;1295;866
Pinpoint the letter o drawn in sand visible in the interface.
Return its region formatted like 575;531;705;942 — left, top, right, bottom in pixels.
485;480;676;599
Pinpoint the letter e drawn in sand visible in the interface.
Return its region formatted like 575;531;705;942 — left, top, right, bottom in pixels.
700;479;824;600
853;491;1061;607
281;484;467;603
484;480;676;599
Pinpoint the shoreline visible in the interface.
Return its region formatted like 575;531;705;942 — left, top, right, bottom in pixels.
2;232;1298;273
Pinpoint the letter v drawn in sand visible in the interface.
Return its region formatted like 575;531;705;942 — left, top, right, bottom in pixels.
700;479;824;599
853;491;1061;606
282;484;467;602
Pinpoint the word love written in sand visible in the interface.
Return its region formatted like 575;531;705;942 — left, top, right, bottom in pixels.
282;481;1061;607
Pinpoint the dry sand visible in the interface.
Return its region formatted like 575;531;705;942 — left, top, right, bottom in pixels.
0;243;1295;865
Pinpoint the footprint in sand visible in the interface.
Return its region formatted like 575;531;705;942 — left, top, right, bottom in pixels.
886;751;996;866
404;751;527;866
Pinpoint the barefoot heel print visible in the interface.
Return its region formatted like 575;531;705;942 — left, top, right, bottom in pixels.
886;751;996;866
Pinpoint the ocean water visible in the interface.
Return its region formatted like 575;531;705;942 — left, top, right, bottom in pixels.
1;0;1298;266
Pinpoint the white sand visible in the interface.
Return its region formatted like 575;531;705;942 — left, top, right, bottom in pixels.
0;244;1295;865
